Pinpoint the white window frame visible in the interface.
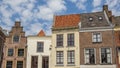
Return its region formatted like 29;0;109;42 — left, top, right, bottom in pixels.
84;48;96;64
100;48;112;64
92;33;102;43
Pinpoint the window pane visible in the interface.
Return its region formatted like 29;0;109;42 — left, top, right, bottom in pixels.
8;49;13;56
13;35;19;42
57;34;63;47
101;48;111;64
92;33;102;43
56;51;63;64
67;34;74;46
17;61;23;68
18;49;24;56
67;50;75;64
37;42;44;52
85;49;95;64
6;61;12;68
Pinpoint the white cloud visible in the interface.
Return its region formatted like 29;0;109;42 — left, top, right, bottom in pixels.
47;0;66;12
0;0;67;35
93;0;102;7
92;7;102;12
105;0;120;16
69;0;87;10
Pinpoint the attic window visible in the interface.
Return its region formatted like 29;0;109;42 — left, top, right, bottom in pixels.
89;17;93;21
98;16;103;20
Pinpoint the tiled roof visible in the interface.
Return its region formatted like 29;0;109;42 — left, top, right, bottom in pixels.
53;14;80;28
80;12;111;28
114;16;120;26
37;30;45;36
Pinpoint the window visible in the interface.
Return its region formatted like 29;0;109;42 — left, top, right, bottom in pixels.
37;42;44;52
56;34;63;47
17;61;23;68
101;48;111;64
98;16;103;20
85;48;95;64
89;17;93;21
31;56;38;68
92;33;102;43
13;35;19;42
8;49;13;56
18;49;24;56
67;50;75;64
67;34;74;46
56;51;63;64
6;61;12;68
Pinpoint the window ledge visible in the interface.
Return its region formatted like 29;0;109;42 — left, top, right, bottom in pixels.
92;42;102;44
55;64;64;66
66;46;75;47
84;63;96;65
100;63;112;65
67;64;75;66
55;46;64;48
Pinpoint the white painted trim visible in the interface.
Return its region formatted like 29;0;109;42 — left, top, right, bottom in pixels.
80;28;113;32
99;48;101;64
104;10;112;26
94;48;96;64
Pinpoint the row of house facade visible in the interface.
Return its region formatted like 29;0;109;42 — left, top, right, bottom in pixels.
0;5;120;68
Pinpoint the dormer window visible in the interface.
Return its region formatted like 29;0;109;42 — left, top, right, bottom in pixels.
98;16;103;20
13;35;19;43
89;17;93;21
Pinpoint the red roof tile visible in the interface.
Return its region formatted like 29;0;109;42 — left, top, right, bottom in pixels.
53;14;80;28
37;30;45;36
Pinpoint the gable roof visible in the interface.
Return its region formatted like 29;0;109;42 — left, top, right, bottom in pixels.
52;14;80;29
80;11;111;28
37;30;45;36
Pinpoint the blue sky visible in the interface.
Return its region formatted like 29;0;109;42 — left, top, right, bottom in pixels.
0;0;120;35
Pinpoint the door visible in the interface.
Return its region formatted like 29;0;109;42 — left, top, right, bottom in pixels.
42;56;49;68
31;56;38;68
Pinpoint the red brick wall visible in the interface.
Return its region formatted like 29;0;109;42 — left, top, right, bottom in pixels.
80;30;116;65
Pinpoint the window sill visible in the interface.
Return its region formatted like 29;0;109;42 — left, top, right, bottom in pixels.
55;46;64;48
66;46;75;47
92;42;102;44
67;64;75;66
100;63;112;65
84;63;96;65
55;64;64;66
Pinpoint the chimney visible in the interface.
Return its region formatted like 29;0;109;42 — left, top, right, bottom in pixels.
108;11;112;17
110;16;115;24
15;21;21;27
103;5;108;12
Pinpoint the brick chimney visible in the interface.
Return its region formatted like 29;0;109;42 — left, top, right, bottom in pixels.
15;21;21;27
103;5;108;12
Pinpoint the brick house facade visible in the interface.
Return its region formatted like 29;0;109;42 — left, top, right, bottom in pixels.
79;6;116;68
2;21;27;68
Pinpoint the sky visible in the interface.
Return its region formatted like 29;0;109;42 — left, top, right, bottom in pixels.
0;0;120;36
